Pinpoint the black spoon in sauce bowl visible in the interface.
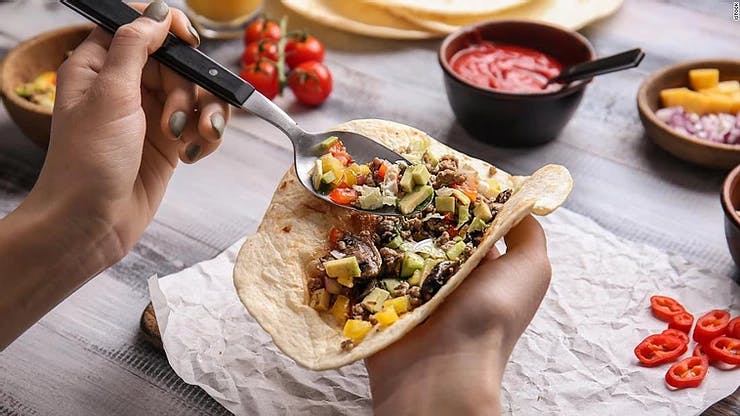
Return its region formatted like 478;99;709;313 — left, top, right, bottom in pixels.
548;48;645;85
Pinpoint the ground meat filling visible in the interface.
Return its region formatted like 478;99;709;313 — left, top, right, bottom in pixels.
307;153;515;350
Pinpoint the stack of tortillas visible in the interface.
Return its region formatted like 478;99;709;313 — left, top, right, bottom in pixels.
280;0;623;39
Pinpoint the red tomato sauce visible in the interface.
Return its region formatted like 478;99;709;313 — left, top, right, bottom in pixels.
450;42;563;93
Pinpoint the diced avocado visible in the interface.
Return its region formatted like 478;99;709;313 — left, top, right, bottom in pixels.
435;196;456;213
387;235;403;249
468;217;487;233
317;136;339;152
473;202;493;222
399;166;415;193
309;289;331;312
446;241;467;261
407;269;422;286
451;189;471;206
412;165;431;185
424;150;439;167
361;287;390;313
321;170;337;184
311;159;323;190
398;185;434;214
401;252;424;278
324;256;361;283
457;203;470;228
380;278;403;293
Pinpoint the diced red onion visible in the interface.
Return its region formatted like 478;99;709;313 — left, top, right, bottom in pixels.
657;106;740;145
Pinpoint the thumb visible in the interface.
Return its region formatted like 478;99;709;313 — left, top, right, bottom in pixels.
99;1;171;88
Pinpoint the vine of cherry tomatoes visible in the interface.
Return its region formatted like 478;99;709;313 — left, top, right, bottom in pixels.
239;16;332;106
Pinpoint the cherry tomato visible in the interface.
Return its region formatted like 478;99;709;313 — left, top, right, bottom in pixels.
650;295;686;322
634;333;687;367
288;61;333;106
727;316;740;338
662;329;689;345
693;310;730;345
244;17;281;44
665;356;708;389
242;39;279;66
240;60;279;99
285;34;325;69
328;188;358;205
706;336;740;365
668;311;694;334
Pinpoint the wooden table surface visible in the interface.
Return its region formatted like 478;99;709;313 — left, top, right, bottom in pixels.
1;0;738;414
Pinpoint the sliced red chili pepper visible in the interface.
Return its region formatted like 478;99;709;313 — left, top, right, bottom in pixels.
668;311;694;334
665;356;708;389
650;295;686;322
727;316;740;338
328;227;344;245
328;188;358;205
693;310;730;344
662;329;689;345
634;333;687;367
706;336;740;365
377;163;388;180
692;344;715;365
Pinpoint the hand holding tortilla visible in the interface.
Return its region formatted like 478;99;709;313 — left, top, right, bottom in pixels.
366;215;551;415
234;119;573;369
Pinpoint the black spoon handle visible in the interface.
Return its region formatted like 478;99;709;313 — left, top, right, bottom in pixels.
60;0;254;107
550;48;645;84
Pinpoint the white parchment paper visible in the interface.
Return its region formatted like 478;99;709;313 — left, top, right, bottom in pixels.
149;208;739;415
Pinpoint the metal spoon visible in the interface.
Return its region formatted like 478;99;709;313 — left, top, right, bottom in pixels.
548;48;645;85
61;0;410;216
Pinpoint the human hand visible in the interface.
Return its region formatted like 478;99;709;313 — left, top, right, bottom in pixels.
22;1;230;270
366;216;552;416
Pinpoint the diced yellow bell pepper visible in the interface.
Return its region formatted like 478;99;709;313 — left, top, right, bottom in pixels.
704;95;734;113
689;68;719;90
700;80;740;97
343;319;372;343
331;295;350;325
321;154;345;186
341;170;358;187
383;296;410;315
375;307;399;328
660;88;710;114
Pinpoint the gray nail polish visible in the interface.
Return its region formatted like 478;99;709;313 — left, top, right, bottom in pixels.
169;111;187;139
143;0;169;22
187;24;201;47
186;144;202;162
210;113;225;138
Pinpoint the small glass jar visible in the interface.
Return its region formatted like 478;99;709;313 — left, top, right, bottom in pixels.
185;0;262;39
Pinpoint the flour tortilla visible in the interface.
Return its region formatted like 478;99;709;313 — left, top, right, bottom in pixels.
383;0;624;33
363;0;530;18
280;0;443;40
234;119;573;370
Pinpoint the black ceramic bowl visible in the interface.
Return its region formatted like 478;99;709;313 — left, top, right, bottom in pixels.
439;20;596;147
721;164;740;273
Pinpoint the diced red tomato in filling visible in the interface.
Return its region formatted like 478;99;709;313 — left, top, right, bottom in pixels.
328;227;344;245
377;163;388;180
693;310;730;344
328;188;358;205
665;356;708;389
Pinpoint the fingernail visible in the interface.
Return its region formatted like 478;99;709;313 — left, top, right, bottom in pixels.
186;144;202;162
143;0;169;22
210;113;225;138
187;24;201;47
168;111;187;139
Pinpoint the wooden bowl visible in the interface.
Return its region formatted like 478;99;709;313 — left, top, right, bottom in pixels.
637;59;740;169
721;164;740;276
0;24;93;148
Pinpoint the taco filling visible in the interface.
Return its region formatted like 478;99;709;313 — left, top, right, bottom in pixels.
307;140;512;350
